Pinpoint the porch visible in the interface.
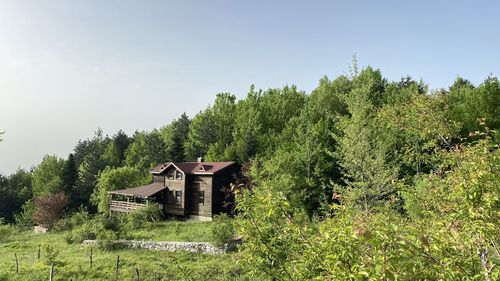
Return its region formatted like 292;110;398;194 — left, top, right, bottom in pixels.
108;182;166;213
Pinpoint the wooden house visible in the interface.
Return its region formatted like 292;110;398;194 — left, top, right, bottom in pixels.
109;158;238;220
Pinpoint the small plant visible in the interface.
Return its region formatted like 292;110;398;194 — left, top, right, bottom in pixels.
42;243;59;265
211;214;235;247
173;222;181;236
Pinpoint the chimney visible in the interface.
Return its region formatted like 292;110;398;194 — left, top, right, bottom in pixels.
197;156;204;163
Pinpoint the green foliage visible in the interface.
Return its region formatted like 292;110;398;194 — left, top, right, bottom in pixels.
236;139;499;280
0;218;12;242
32;155;66;196
0;169;32;222
96;229;119;250
125;130;167;172
377;93;459;177
42;243;60;265
126;203;162;229
64;213;123;244
211;214;235;247
61;153;78;199
446;76;500;139
184;108;217;160
14;199;35;229
334;67;400;209
161;113;191;161
72;128;110;209
92;166;146;214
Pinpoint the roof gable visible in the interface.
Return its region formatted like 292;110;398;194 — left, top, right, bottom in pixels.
151;161;235;175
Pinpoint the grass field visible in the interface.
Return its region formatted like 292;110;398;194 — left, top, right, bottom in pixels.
126;220;213;242
0;221;259;281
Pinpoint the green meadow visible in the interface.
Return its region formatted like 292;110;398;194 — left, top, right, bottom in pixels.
0;221;256;281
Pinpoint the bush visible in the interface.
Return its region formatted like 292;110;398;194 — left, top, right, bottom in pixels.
14;200;35;229
64;223;97;244
32;192;69;229
64;217;100;244
52;208;91;232
96;229;120;250
0;219;12;242
211;214;235;247
127;203;162;229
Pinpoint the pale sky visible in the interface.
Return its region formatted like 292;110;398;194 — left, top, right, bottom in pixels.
0;0;499;174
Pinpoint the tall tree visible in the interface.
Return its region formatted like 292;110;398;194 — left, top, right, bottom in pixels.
232;87;262;162
206;93;237;161
113;130;132;163
162;113;191;162
334;67;397;210
184;108;216;161
32;155;66;196
72;129;110;209
61;154;78;200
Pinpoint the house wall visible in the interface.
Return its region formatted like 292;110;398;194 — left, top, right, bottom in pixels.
163;167;186;216
153;175;164;183
151;163;240;218
186;175;213;217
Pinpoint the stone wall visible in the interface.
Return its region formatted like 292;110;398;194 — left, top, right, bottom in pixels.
82;240;237;254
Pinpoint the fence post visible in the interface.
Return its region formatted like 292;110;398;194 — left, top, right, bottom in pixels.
14;253;19;274
38;244;41;260
89;246;93;270
115;255;120;279
49;263;54;281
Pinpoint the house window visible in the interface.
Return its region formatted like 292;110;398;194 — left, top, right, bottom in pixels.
175;191;182;204
198;191;205;205
175;171;182;180
167;170;174;180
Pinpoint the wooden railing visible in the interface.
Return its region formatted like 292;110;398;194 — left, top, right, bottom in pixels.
110;200;147;212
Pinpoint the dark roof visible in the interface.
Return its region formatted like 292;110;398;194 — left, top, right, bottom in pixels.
150;161;235;175
108;182;166;198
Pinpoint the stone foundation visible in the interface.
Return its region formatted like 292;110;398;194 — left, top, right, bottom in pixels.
82;240;237;254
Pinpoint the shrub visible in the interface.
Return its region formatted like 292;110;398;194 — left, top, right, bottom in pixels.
14;200;35;229
127;203;162;229
64;224;97;244
0;219;11;242
64;218;99;244
96;229;119;250
211;214;235;247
